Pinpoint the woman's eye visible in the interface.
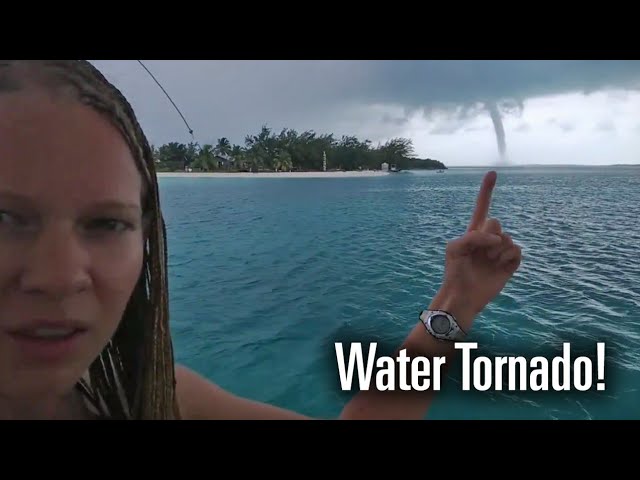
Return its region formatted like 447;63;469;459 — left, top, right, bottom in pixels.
0;210;27;227
85;218;133;233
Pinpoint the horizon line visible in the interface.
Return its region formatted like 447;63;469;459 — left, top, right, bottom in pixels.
446;163;640;168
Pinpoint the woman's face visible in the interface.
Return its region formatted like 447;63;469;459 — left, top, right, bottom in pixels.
0;88;145;400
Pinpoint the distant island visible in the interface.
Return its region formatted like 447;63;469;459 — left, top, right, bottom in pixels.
151;125;447;173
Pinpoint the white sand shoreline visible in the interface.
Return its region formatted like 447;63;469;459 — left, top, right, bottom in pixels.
157;171;391;178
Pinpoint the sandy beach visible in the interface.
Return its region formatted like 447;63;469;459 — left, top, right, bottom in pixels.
157;170;391;179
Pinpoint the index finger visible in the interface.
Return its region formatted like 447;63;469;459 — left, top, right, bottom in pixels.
467;170;497;232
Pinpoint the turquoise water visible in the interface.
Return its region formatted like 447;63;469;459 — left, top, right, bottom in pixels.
160;166;640;420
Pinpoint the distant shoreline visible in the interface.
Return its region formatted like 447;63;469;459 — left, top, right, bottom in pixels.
157;171;392;178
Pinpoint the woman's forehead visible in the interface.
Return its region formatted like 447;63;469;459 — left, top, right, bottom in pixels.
0;89;142;207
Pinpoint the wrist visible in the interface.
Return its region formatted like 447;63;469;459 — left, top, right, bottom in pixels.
428;287;477;332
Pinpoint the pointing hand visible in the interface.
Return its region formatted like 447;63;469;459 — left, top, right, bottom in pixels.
440;171;522;321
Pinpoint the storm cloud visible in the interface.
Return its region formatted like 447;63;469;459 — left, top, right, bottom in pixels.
339;60;640;109
90;60;640;162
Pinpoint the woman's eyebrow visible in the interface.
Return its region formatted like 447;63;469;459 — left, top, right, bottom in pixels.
0;191;37;206
0;192;141;214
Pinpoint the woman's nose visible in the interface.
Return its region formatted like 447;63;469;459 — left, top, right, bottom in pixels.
19;223;92;298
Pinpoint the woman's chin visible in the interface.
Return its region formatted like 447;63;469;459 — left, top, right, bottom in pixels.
2;364;88;399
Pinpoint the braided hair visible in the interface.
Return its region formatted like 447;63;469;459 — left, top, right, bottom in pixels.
0;60;180;419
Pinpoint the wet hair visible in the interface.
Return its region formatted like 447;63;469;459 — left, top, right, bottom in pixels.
0;60;180;419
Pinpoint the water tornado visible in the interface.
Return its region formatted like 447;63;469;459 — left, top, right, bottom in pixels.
487;102;508;165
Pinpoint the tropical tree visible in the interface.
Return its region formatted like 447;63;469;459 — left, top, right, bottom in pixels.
273;151;293;172
214;137;232;158
192;144;217;171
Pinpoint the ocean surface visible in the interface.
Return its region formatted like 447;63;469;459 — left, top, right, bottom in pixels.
159;166;640;420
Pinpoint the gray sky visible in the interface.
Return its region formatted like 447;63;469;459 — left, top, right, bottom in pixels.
90;60;640;166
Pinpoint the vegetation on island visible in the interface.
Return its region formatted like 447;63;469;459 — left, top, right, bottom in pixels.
151;125;447;172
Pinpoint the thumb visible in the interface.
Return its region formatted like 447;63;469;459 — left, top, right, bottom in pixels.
447;230;502;256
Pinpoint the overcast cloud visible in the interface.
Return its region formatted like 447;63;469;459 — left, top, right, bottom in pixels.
90;60;640;166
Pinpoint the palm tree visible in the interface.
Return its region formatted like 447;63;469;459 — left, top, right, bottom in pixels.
214;137;232;158
192;144;217;171
273;151;293;172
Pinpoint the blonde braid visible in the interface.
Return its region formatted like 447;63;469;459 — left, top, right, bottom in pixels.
0;60;180;419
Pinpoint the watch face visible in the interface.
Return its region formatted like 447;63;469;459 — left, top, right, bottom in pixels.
430;314;451;335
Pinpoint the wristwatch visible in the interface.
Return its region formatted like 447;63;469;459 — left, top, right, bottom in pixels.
419;309;467;342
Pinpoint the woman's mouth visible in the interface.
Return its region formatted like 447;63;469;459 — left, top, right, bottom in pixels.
7;325;88;362
15;327;78;340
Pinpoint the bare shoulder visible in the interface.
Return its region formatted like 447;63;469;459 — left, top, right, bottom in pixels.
174;364;312;420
